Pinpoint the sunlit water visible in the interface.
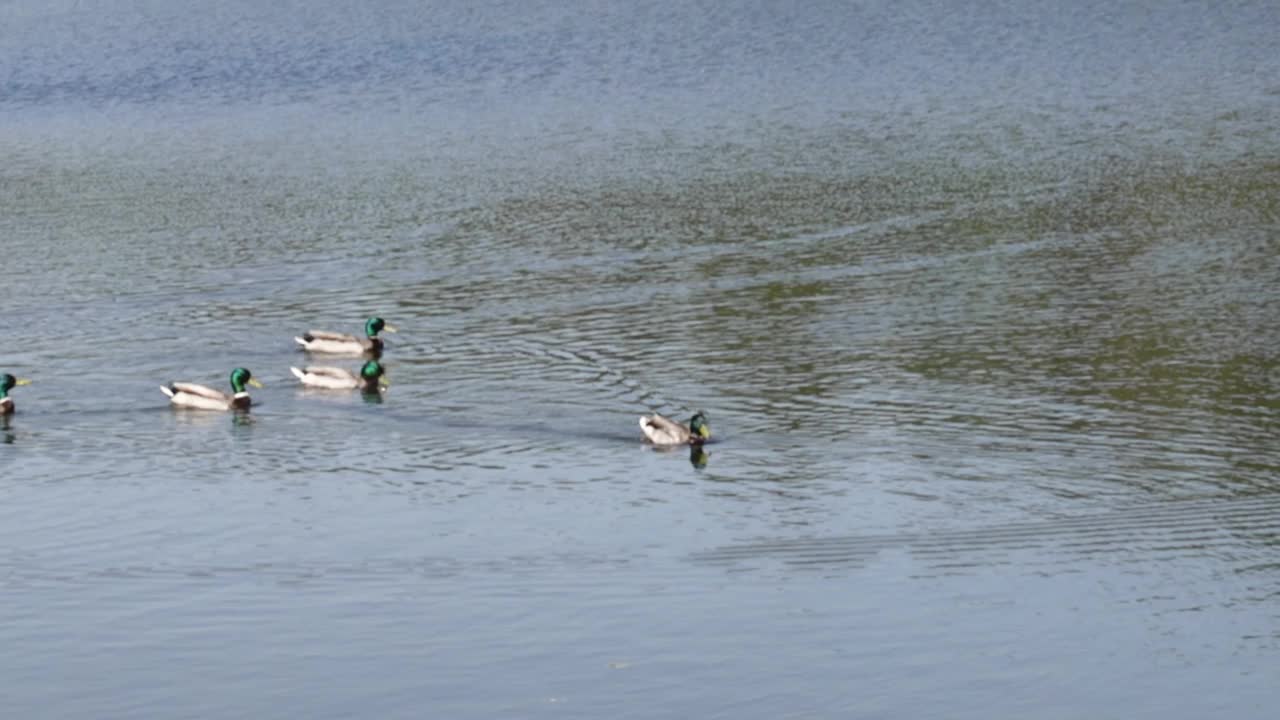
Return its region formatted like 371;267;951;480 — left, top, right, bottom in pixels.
3;1;1279;717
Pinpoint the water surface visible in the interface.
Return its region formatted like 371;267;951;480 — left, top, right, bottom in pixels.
3;1;1279;717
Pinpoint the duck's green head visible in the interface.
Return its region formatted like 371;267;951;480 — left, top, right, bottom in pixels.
360;360;387;386
1;374;32;397
689;412;710;441
365;317;398;338
229;368;264;393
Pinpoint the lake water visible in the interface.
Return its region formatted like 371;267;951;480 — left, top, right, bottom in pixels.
3;1;1279;717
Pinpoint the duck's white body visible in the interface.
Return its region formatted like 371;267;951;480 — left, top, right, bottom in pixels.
639;414;695;446
294;330;380;355
0;397;14;415
160;382;252;411
290;365;369;390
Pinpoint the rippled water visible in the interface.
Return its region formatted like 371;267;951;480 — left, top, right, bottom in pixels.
3;1;1279;717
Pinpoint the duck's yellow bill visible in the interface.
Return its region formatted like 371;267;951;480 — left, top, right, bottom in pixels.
698;425;711;439
15;378;32;386
383;324;399;333
248;378;265;388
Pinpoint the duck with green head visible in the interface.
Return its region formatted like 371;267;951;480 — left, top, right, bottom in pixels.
294;317;397;355
639;411;711;446
290;359;387;392
0;374;33;415
160;367;263;410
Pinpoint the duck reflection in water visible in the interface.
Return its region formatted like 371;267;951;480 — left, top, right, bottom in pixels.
230;412;256;430
689;445;710;469
644;442;711;469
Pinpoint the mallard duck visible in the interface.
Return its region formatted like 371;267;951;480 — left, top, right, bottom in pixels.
639;411;710;446
294;317;397;355
0;374;32;415
290;359;387;392
160;368;263;410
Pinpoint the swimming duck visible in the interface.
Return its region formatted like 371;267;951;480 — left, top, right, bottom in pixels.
0;374;32;415
160;368;263;410
639;411;710;446
290;359;387;392
294;317;397;355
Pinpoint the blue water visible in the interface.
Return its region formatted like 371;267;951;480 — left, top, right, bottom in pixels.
3;1;1279;718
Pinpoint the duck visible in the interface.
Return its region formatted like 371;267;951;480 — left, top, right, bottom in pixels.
0;374;32;415
639;411;711;446
160;367;263;411
294;317;397;355
290;359;387;392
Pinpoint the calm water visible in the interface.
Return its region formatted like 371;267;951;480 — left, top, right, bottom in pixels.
3;1;1279;717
